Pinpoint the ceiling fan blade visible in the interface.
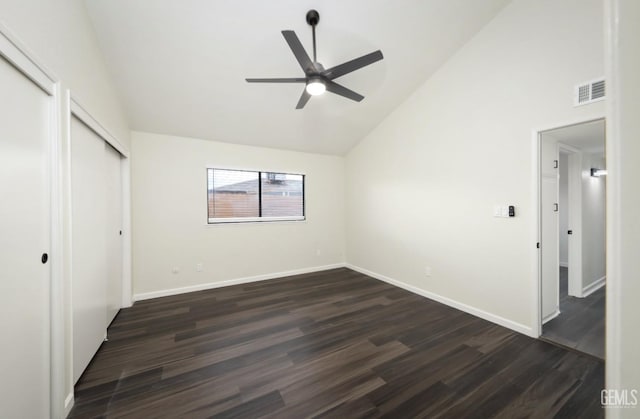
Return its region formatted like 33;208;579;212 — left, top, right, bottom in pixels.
296;89;312;109
322;50;384;80
246;78;306;83
325;81;364;102
282;30;316;74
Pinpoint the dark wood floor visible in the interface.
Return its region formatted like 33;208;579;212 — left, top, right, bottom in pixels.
542;267;605;359
69;268;604;418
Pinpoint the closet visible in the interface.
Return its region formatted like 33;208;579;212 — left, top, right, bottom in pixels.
71;115;124;383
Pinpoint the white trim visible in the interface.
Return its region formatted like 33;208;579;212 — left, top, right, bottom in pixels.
121;158;133;308
582;276;606;297
531;127;542;337
208;216;305;224
64;393;74;417
604;0;622;398
133;263;346;301
0;20;56;95
346;264;535;337
70;98;128;157
204;163;307;176
49;83;66;419
63;90;75;406
542;309;561;324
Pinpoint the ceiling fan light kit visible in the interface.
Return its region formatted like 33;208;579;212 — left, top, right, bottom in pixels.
306;77;326;96
246;9;384;109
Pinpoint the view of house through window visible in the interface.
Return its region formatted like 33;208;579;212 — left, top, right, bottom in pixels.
207;168;305;223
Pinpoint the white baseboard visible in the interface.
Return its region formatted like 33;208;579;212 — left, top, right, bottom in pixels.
542;309;561;324
559;261;569;268
582;276;606;297
346;264;534;337
133;263;347;301
64;392;74;417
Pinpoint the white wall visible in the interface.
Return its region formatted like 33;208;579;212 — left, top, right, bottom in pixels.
345;0;605;333
605;0;640;410
0;0;129;144
131;132;345;298
580;152;606;292
559;153;569;266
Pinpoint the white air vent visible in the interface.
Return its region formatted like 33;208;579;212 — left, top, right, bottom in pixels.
575;78;605;106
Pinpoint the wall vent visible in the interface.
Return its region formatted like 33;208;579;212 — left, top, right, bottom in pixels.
574;78;605;106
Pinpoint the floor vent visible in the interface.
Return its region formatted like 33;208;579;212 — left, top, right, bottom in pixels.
574;78;605;106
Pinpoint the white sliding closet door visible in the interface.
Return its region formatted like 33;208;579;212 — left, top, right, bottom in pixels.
71;116;108;383
0;54;51;416
71;115;124;382
105;143;123;326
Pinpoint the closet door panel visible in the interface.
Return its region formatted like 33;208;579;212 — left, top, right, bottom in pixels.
71;116;107;383
0;51;51;418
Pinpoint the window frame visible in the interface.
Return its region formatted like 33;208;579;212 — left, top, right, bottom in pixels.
206;167;306;224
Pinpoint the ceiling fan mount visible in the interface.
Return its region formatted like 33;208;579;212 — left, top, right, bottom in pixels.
246;9;384;109
306;9;320;27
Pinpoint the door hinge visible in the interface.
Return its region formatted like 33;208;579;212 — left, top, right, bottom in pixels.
536;242;540;249
553;160;558;169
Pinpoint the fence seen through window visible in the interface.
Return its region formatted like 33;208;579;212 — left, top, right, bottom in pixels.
207;168;305;223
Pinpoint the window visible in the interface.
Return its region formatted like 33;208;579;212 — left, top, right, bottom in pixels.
207;168;305;223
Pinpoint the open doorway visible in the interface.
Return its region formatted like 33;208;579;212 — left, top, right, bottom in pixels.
539;119;606;359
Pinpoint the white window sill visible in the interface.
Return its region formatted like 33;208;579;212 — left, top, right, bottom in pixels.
207;216;305;224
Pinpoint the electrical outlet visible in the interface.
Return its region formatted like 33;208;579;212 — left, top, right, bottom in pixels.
196;263;203;272
172;267;180;274
425;266;432;277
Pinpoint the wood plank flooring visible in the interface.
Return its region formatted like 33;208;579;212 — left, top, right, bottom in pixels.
542;267;605;359
69;268;604;418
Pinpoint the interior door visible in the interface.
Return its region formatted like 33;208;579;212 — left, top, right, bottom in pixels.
541;136;560;322
0;54;51;417
105;143;123;326
71;116;107;383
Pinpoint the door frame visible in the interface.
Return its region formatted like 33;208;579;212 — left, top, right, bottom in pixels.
531;115;605;337
557;143;583;298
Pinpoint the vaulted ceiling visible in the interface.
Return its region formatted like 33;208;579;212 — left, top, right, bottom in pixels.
85;0;510;155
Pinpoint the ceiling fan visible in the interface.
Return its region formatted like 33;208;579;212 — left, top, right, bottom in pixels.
246;9;384;109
